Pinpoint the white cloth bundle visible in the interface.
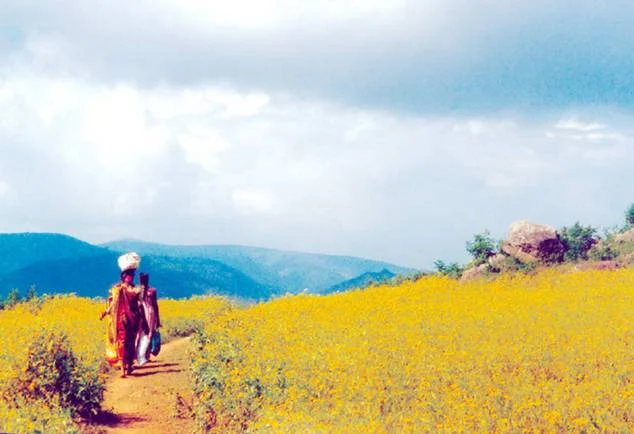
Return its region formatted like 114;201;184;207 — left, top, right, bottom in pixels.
117;252;141;272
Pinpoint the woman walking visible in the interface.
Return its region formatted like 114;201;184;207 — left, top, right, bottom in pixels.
102;252;143;377
136;272;161;366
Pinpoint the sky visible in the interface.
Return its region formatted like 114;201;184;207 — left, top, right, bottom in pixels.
1;0;634;269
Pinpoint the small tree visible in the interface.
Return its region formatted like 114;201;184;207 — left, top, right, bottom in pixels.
626;203;634;227
5;288;21;309
560;222;598;261
25;285;37;301
466;230;496;266
433;260;463;279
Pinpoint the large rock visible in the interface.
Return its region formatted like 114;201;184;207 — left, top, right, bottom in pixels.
487;253;507;270
614;228;634;244
620;252;634;266
460;264;489;282
502;220;565;264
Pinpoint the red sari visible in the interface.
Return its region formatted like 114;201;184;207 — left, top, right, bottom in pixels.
105;282;142;368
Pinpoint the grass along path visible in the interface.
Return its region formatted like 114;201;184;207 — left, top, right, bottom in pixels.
93;337;195;433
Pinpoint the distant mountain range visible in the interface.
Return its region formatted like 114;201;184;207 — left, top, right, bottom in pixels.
324;268;397;294
0;233;417;300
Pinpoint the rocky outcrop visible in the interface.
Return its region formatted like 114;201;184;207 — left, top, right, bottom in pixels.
614;228;634;244
459;264;489;282
487;253;507;271
620;252;634;266
501;220;565;264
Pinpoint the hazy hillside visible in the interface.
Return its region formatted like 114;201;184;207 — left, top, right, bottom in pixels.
140;256;277;300
0;253;275;300
0;252;120;298
324;268;396;294
0;233;108;274
104;240;416;293
0;233;416;299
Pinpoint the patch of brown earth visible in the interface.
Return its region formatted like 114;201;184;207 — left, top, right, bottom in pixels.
89;337;195;434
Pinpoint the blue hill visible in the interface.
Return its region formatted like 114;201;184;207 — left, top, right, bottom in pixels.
0;233;418;300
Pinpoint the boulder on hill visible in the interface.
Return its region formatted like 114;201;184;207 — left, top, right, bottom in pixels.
502;220;565;264
487;253;507;270
614;228;634;244
459;263;488;282
619;252;634;266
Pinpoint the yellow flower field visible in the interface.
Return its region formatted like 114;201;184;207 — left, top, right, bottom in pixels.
2;268;633;433
0;294;230;433
192;268;634;433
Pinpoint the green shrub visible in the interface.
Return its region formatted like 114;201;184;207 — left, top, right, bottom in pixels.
466;231;497;266
626;203;634;227
162;317;205;342
191;323;263;433
560;222;598;261
1;288;22;310
8;330;103;418
433;260;464;279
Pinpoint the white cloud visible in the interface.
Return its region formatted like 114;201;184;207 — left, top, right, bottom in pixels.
2;0;633;115
546;116;630;163
2;26;634;267
179;127;231;173
555;118;606;132
232;189;275;215
153;0;411;30
0;180;9;198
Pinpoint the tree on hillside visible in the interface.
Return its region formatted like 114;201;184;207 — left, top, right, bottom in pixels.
466;230;497;266
626;203;634;227
433;260;463;279
26;285;37;301
2;288;21;310
560;222;598;261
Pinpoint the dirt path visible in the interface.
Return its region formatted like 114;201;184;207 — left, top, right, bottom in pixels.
94;337;195;434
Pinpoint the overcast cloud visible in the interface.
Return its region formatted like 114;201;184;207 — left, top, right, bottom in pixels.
1;0;633;268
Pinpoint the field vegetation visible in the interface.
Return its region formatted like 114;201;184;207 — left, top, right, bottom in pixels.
0;293;230;433
4;205;634;432
2;267;634;433
191;268;634;432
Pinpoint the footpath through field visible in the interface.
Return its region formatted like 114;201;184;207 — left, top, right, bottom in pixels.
93;337;195;434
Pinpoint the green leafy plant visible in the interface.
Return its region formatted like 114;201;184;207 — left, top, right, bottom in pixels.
466;230;497;266
433;260;464;279
560;222;599;261
8;330;104;418
626;203;634;227
162;317;205;341
4;288;21;309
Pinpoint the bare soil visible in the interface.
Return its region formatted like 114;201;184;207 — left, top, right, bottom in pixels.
89;337;196;434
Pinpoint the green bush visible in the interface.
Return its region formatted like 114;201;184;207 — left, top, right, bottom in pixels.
191;323;264;433
162;317;205;342
466;231;497;266
560;222;598;261
9;330;103;418
626;203;634;227
433;260;464;279
1;288;22;310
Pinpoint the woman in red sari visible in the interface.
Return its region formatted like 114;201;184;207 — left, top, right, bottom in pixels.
102;253;143;377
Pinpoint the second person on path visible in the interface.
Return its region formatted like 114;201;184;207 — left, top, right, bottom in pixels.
136;272;161;366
